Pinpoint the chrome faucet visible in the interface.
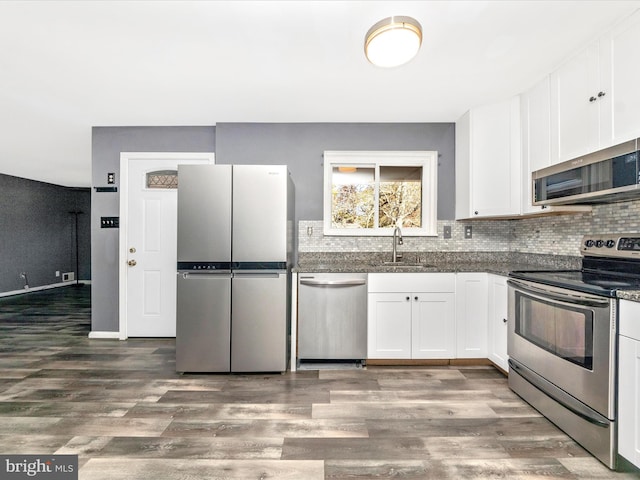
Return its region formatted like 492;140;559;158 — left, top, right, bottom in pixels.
392;225;403;262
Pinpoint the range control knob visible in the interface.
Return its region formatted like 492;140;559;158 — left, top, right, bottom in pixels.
606;239;616;248
585;239;595;248
595;240;604;248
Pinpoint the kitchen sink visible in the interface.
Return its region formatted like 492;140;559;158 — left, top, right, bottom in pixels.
373;262;436;269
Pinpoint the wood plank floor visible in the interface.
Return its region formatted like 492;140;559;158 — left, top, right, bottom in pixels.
0;285;638;479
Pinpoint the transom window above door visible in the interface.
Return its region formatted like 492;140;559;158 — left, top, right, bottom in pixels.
323;151;438;236
146;170;178;189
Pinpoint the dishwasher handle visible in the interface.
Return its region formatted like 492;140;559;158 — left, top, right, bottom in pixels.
300;278;366;287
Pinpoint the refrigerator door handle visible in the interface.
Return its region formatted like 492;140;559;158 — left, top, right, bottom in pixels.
179;272;232;279
232;271;284;278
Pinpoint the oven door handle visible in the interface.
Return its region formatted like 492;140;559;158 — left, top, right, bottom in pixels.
507;279;611;308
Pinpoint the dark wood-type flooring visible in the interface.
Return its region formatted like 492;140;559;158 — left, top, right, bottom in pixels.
0;285;638;479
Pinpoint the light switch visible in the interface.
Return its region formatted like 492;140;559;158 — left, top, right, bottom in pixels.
101;216;119;228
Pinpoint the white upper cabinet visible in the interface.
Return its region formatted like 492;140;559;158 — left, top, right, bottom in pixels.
550;9;640;163
550;42;601;162
520;76;551;214
607;9;640;146
455;96;521;219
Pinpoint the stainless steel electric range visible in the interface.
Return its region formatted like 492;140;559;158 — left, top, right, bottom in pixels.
508;233;640;470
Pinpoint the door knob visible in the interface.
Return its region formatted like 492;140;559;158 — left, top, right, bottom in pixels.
129;247;136;253
128;259;137;266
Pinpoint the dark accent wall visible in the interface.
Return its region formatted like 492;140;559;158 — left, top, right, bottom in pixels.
215;123;456;221
91;126;216;332
0;174;90;293
90;123;453;333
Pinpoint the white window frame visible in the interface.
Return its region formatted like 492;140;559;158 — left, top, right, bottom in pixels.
323;150;438;236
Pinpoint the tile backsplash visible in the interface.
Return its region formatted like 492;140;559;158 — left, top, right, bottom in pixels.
298;198;640;257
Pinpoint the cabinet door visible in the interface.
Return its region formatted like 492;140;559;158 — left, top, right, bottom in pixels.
455;273;488;358
367;293;412;359
608;10;640;146
521;77;552;214
469;98;521;218
527;76;552;172
411;293;455;359
618;335;640;468
550;42;600;162
487;275;509;371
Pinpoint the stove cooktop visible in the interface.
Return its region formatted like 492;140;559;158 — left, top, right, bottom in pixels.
510;233;640;297
509;269;640;297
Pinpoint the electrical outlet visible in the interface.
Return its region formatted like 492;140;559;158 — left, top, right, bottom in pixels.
465;225;473;239
443;225;452;239
107;172;115;184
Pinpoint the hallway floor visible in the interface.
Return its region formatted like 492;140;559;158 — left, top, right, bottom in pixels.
0;285;638;479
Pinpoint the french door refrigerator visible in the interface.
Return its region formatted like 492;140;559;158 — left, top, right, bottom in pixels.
176;164;294;373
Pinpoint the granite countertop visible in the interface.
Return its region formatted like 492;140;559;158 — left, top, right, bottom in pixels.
617;290;640;302
294;251;581;276
295;251;640;302
295;260;544;276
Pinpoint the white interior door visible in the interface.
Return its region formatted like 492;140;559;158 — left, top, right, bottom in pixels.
120;153;214;338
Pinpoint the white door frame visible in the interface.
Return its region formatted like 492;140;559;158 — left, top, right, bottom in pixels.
118;152;215;340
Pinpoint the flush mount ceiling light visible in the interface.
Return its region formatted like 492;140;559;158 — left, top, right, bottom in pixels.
364;16;422;68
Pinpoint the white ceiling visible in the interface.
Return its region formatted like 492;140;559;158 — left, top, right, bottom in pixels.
2;0;640;187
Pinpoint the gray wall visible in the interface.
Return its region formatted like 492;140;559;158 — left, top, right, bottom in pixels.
0;174;90;293
215;123;456;221
91;126;216;332
90;123;454;333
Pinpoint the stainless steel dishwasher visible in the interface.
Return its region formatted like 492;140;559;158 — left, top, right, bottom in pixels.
297;273;367;363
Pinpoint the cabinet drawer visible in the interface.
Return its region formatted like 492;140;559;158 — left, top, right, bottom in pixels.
368;273;455;293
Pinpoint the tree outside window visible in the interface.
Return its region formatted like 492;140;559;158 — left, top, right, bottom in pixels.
324;151;437;236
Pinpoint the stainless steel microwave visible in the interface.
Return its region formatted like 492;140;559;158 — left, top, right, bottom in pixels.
532;139;640;205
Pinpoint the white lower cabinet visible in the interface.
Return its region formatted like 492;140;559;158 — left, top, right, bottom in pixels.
367;292;413;359
455;273;488;358
487;274;509;372
367;273;455;359
618;300;640;469
412;292;456;358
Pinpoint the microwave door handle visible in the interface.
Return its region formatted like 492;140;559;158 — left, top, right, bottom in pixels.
507;279;610;308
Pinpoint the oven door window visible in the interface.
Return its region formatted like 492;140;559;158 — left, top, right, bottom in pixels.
514;293;594;370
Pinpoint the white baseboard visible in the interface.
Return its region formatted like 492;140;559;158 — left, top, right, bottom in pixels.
88;331;120;340
0;281;89;298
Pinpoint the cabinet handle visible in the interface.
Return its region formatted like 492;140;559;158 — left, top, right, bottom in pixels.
503;318;508;323
414;296;419;301
474;211;479;215
406;296;410;301
598;91;606;98
589;96;597;103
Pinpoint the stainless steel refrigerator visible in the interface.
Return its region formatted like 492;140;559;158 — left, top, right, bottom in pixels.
175;164;295;373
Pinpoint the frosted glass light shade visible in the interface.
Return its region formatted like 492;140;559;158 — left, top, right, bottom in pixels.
365;16;422;68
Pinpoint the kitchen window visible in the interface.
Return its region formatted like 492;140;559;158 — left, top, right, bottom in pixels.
323;151;437;236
